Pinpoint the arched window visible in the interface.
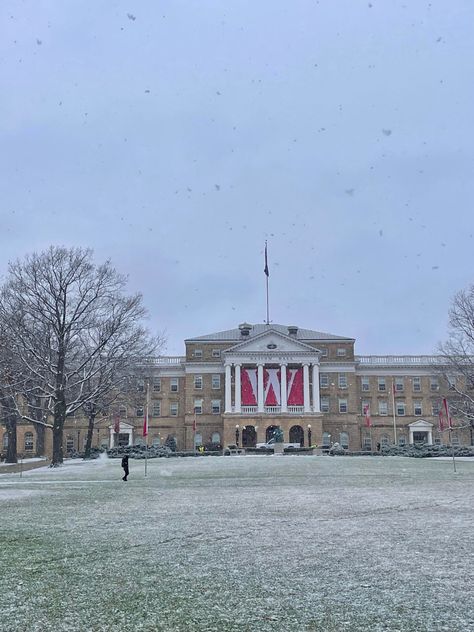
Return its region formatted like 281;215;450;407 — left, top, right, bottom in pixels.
194;432;203;448
289;425;304;446
322;432;331;447
211;432;221;445
24;432;34;452
363;436;372;451
339;432;349;449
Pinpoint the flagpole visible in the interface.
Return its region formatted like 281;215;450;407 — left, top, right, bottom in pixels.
264;240;270;325
443;398;456;473
144;381;149;478
391;379;397;446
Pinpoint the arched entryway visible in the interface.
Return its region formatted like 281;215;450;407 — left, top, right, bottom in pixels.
242;425;256;447
266;425;279;442
289;425;304;447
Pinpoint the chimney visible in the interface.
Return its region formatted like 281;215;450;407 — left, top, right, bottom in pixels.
288;325;298;336
239;323;252;337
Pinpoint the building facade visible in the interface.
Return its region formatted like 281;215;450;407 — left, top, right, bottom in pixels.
2;322;472;457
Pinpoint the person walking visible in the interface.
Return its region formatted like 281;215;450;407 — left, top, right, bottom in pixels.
121;454;129;481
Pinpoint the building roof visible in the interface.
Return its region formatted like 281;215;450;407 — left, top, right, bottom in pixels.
185;323;354;343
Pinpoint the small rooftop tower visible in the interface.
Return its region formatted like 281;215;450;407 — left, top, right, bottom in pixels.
288;325;299;336
239;322;252;337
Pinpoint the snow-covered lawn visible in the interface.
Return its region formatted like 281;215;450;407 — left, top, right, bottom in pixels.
1;455;473;632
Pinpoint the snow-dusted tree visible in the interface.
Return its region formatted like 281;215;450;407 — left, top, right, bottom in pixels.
0;246;160;466
438;284;474;443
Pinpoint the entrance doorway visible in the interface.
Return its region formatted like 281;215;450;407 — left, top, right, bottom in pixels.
289;425;304;447
413;431;428;444
118;433;130;447
242;426;256;447
266;425;279;442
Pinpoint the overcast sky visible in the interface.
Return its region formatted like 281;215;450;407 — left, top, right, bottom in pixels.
1;1;473;355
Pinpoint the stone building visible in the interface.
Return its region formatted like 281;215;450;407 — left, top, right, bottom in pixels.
2;322;472;457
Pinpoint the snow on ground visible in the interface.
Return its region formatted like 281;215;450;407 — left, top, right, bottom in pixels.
1;455;473;632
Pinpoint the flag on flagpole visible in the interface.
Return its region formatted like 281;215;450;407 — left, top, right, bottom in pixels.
364;404;371;428
264;241;269;277
442;398;453;429
143;409;148;437
438;409;445;431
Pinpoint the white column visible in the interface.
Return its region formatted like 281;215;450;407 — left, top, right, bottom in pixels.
109;426;114;449
235;364;241;413
225;363;232;413
427;429;433;445
312;363;320;413
257;363;264;413
303;363;310;413
280;363;288;413
409;427;414;445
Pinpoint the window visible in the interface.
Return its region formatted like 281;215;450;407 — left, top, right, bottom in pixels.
378;378;386;392
381;435;390;447
212;349;221;358
361;376;370;392
194;399;203;414
153;377;161;392
136;406;144;417
211;400;221;414
413;377;421;392
320;373;329;388
24;432;34;451
452;435;460;446
194;433;203;448
193;349;203;358
320;396;330;413
337;348;346;357
170;378;179;392
211;432;221;444
152;402;161;417
194;375;203;390
66;436;74;452
395;377;404;392
338;374;347;389
447;375;456;390
363;436;372;450
119;406;127;417
396;401;406;416
322;432;331;447
136;379;145;392
430;377;439;392
320;348;328;357
413;400;423;416
398;436;406;447
152;436;161;446
378;400;388;416
169;402;178;416
2;433;8;448
212;374;221;389
434;437;441;445
340;432;349;449
432;401;440;416
338;398;348;413
361;399;371;415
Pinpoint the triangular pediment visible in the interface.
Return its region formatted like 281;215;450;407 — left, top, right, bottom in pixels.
408;419;433;429
223;328;319;354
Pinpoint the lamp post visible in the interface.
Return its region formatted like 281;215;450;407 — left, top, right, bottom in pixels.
254;425;258;447
235;424;240;446
307;424;312;447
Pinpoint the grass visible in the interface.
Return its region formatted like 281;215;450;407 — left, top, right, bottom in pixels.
1;455;473;631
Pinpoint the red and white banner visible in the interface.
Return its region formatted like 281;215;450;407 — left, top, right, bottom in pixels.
241;368;258;406
287;368;303;406
241;366;304;406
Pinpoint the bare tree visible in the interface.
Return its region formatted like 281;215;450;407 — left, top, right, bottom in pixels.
438;284;474;443
0;246;161;466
